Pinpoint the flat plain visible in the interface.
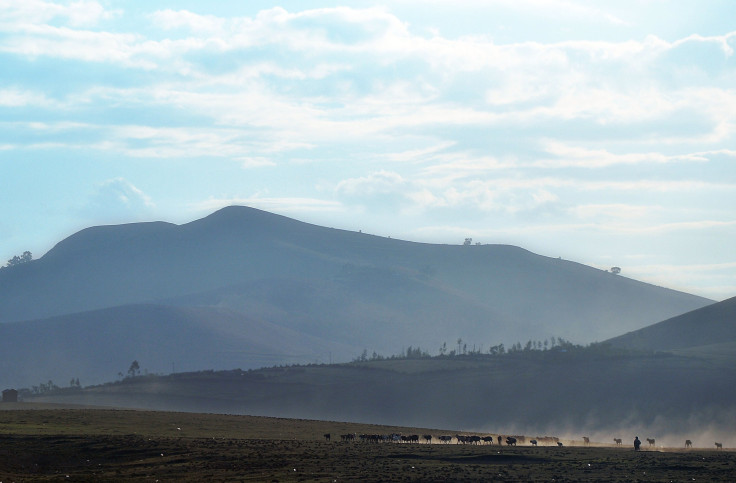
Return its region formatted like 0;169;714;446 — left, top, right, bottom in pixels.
1;405;734;482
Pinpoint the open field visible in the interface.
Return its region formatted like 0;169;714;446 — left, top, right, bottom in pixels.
1;406;734;482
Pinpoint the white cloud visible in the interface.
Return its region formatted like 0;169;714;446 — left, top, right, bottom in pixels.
570;203;656;221
575;179;735;193
625;261;736;301
335;170;406;196
4;5;733;150
537;142;709;168
0;87;58;107
1;24;149;67
0;0;117;28
82;178;155;222
149;9;226;34
623;219;736;235
392;0;629;27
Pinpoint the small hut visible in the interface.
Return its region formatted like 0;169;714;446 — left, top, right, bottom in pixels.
2;388;18;402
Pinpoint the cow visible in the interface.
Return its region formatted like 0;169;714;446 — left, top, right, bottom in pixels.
715;442;723;450
647;438;655;448
438;435;452;444
583;436;590;445
482;436;495;445
323;433;331;442
530;439;538;446
557;441;564;447
685;440;692;448
423;434;432;444
506;437;517;446
613;438;622;446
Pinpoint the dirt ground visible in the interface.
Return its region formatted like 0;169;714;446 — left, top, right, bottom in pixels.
1;406;734;482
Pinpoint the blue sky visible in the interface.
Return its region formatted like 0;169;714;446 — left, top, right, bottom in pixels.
1;0;735;300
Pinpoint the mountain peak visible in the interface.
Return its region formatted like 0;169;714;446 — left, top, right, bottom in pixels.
185;205;308;233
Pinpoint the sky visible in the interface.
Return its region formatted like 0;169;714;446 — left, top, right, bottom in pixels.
1;0;735;301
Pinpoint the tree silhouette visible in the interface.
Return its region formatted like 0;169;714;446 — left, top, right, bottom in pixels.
127;360;140;378
6;251;32;267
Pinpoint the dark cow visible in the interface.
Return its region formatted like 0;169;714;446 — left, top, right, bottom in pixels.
715;442;723;450
685;440;692;448
530;439;538;446
423;434;432;444
506;437;517;446
647;438;655;447
324;433;331;442
613;438;622;446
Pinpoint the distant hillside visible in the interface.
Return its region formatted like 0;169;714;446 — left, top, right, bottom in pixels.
28;348;736;439
0;206;714;388
0;304;355;389
605;295;736;353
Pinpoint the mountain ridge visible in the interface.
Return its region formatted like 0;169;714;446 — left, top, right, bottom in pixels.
0;205;716;388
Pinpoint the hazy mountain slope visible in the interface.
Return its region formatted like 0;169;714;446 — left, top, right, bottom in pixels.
159;273;526;353
0;304;355;389
605;295;736;352
0;206;711;346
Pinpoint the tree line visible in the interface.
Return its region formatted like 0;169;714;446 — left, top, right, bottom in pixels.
2;251;32;268
353;337;635;363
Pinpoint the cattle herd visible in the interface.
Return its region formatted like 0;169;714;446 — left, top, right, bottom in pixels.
324;433;558;446
322;432;727;450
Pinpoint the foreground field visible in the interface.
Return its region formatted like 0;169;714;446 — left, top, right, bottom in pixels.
1;406;734;482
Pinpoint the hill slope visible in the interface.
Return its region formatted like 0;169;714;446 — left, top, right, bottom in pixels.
28;350;736;441
605;295;736;353
0;206;715;388
0;304;354;389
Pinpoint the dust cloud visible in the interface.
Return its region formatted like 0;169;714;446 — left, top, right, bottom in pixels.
484;407;735;449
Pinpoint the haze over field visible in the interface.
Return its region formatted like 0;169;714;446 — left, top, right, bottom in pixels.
1;1;735;300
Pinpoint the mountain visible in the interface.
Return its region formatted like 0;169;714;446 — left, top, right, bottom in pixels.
0;304;355;389
0;205;714;388
605;295;736;354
